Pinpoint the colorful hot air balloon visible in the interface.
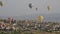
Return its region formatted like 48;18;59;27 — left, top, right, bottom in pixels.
0;1;3;7
47;5;52;11
29;3;33;9
37;16;43;23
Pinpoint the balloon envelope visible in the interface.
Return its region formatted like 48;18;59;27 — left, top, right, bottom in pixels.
29;3;32;9
36;8;38;11
47;5;52;11
0;1;3;6
37;16;43;22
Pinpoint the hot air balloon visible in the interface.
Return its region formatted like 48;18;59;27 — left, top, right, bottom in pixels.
29;3;33;9
36;8;38;11
0;1;3;7
47;5;52;11
37;16;43;23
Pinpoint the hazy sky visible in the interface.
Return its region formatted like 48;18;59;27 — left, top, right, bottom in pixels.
0;0;60;16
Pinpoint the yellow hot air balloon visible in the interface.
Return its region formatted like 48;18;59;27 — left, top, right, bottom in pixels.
37;16;43;23
0;1;3;7
47;5;52;11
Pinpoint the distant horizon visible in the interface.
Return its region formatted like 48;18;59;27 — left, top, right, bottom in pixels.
0;13;60;22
